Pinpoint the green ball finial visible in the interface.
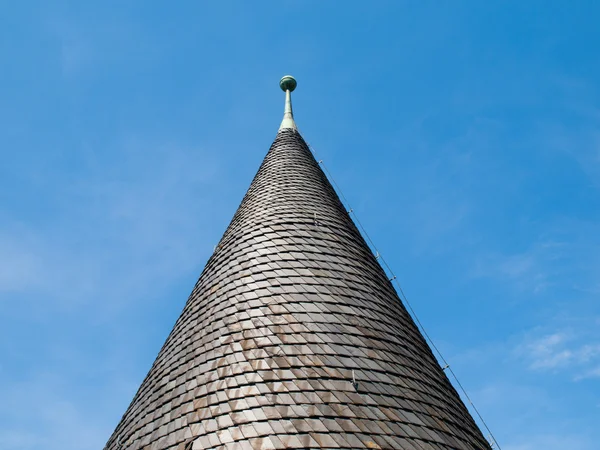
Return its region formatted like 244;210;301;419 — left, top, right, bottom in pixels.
279;75;297;92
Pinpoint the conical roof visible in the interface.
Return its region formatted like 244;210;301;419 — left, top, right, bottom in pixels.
105;78;491;450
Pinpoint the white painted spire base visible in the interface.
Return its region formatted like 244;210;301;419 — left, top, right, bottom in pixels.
279;89;297;131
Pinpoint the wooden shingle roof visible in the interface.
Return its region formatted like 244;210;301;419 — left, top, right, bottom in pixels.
105;97;491;450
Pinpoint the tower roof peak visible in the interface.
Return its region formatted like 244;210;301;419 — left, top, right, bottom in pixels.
279;74;297;131
105;77;494;450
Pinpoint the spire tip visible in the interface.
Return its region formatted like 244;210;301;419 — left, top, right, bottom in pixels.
279;75;297;92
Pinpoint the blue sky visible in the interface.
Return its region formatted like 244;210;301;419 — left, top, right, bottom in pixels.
1;1;599;449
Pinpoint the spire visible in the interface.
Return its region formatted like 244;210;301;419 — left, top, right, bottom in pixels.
104;79;493;450
279;75;297;131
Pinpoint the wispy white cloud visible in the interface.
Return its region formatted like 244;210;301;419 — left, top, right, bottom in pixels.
504;433;595;450
515;326;600;379
453;338;598;450
575;365;600;381
0;372;116;450
471;218;600;299
0;137;221;310
520;332;600;370
470;241;563;294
